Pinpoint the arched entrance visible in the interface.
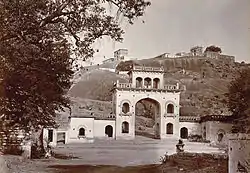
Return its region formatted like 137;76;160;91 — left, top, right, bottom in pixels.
105;125;113;137
135;98;161;139
166;123;173;134
79;128;85;136
122;121;129;133
180;127;188;139
153;78;160;89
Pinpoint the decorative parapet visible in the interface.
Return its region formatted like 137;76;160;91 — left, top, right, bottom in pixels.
163;113;175;118
119;112;132;116
164;84;179;90
117;83;132;88
200;115;233;122
133;65;164;72
115;81;182;91
179;116;200;122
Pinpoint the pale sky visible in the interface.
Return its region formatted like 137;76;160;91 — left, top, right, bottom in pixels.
92;0;250;63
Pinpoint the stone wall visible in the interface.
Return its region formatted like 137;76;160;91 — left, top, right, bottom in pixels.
228;133;250;173
204;51;235;63
179;122;201;136
202;121;232;145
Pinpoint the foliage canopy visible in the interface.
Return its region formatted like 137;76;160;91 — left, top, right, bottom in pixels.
226;67;250;133
0;0;151;131
205;45;222;53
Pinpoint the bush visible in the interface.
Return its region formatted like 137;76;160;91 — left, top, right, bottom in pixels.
3;145;24;155
188;134;202;142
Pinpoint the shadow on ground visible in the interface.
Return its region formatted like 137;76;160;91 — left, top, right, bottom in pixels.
49;153;228;173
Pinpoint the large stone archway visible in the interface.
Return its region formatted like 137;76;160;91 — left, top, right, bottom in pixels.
114;92;181;140
135;98;161;139
112;65;182;140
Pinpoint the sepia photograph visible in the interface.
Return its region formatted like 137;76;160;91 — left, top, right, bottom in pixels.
0;0;250;172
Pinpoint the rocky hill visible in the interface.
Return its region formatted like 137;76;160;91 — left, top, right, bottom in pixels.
69;69;128;101
69;56;249;117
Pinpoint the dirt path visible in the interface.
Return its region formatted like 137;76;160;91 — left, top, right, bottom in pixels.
53;136;223;166
3;137;227;173
48;153;228;173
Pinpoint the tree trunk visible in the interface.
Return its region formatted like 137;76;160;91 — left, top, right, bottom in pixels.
30;128;46;159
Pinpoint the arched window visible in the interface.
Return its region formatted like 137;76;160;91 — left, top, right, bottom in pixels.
217;130;225;142
144;77;152;88
167;104;174;113
136;77;143;88
79;128;85;136
122;103;130;113
153;78;160;89
105;125;113;137
180;127;188;139
218;133;223;142
166;123;173;134
122;121;129;133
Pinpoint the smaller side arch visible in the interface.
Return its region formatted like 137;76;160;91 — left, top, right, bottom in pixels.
136;77;143;88
144;77;152;88
120;100;131;114
122;121;129;133
153;78;160;89
120;99;131;106
166;123;173;134
166;103;175;113
180;127;188;139
105;125;113;137
122;103;130;113
78;126;86;138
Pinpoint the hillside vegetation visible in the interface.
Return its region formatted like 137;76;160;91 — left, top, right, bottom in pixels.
69;56;249;117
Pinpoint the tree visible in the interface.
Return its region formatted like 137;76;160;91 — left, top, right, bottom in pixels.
205;45;222;53
116;60;138;71
226;67;250;133
0;0;150;138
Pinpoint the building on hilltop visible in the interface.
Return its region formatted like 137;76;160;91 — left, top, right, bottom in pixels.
204;50;235;63
153;52;171;59
174;52;191;57
190;46;203;56
102;49;136;65
102;58;115;64
152;45;235;64
114;48;128;61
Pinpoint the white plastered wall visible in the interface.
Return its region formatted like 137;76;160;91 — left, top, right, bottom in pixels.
114;89;180;140
179;122;202;137
94;120;115;138
67;117;94;143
